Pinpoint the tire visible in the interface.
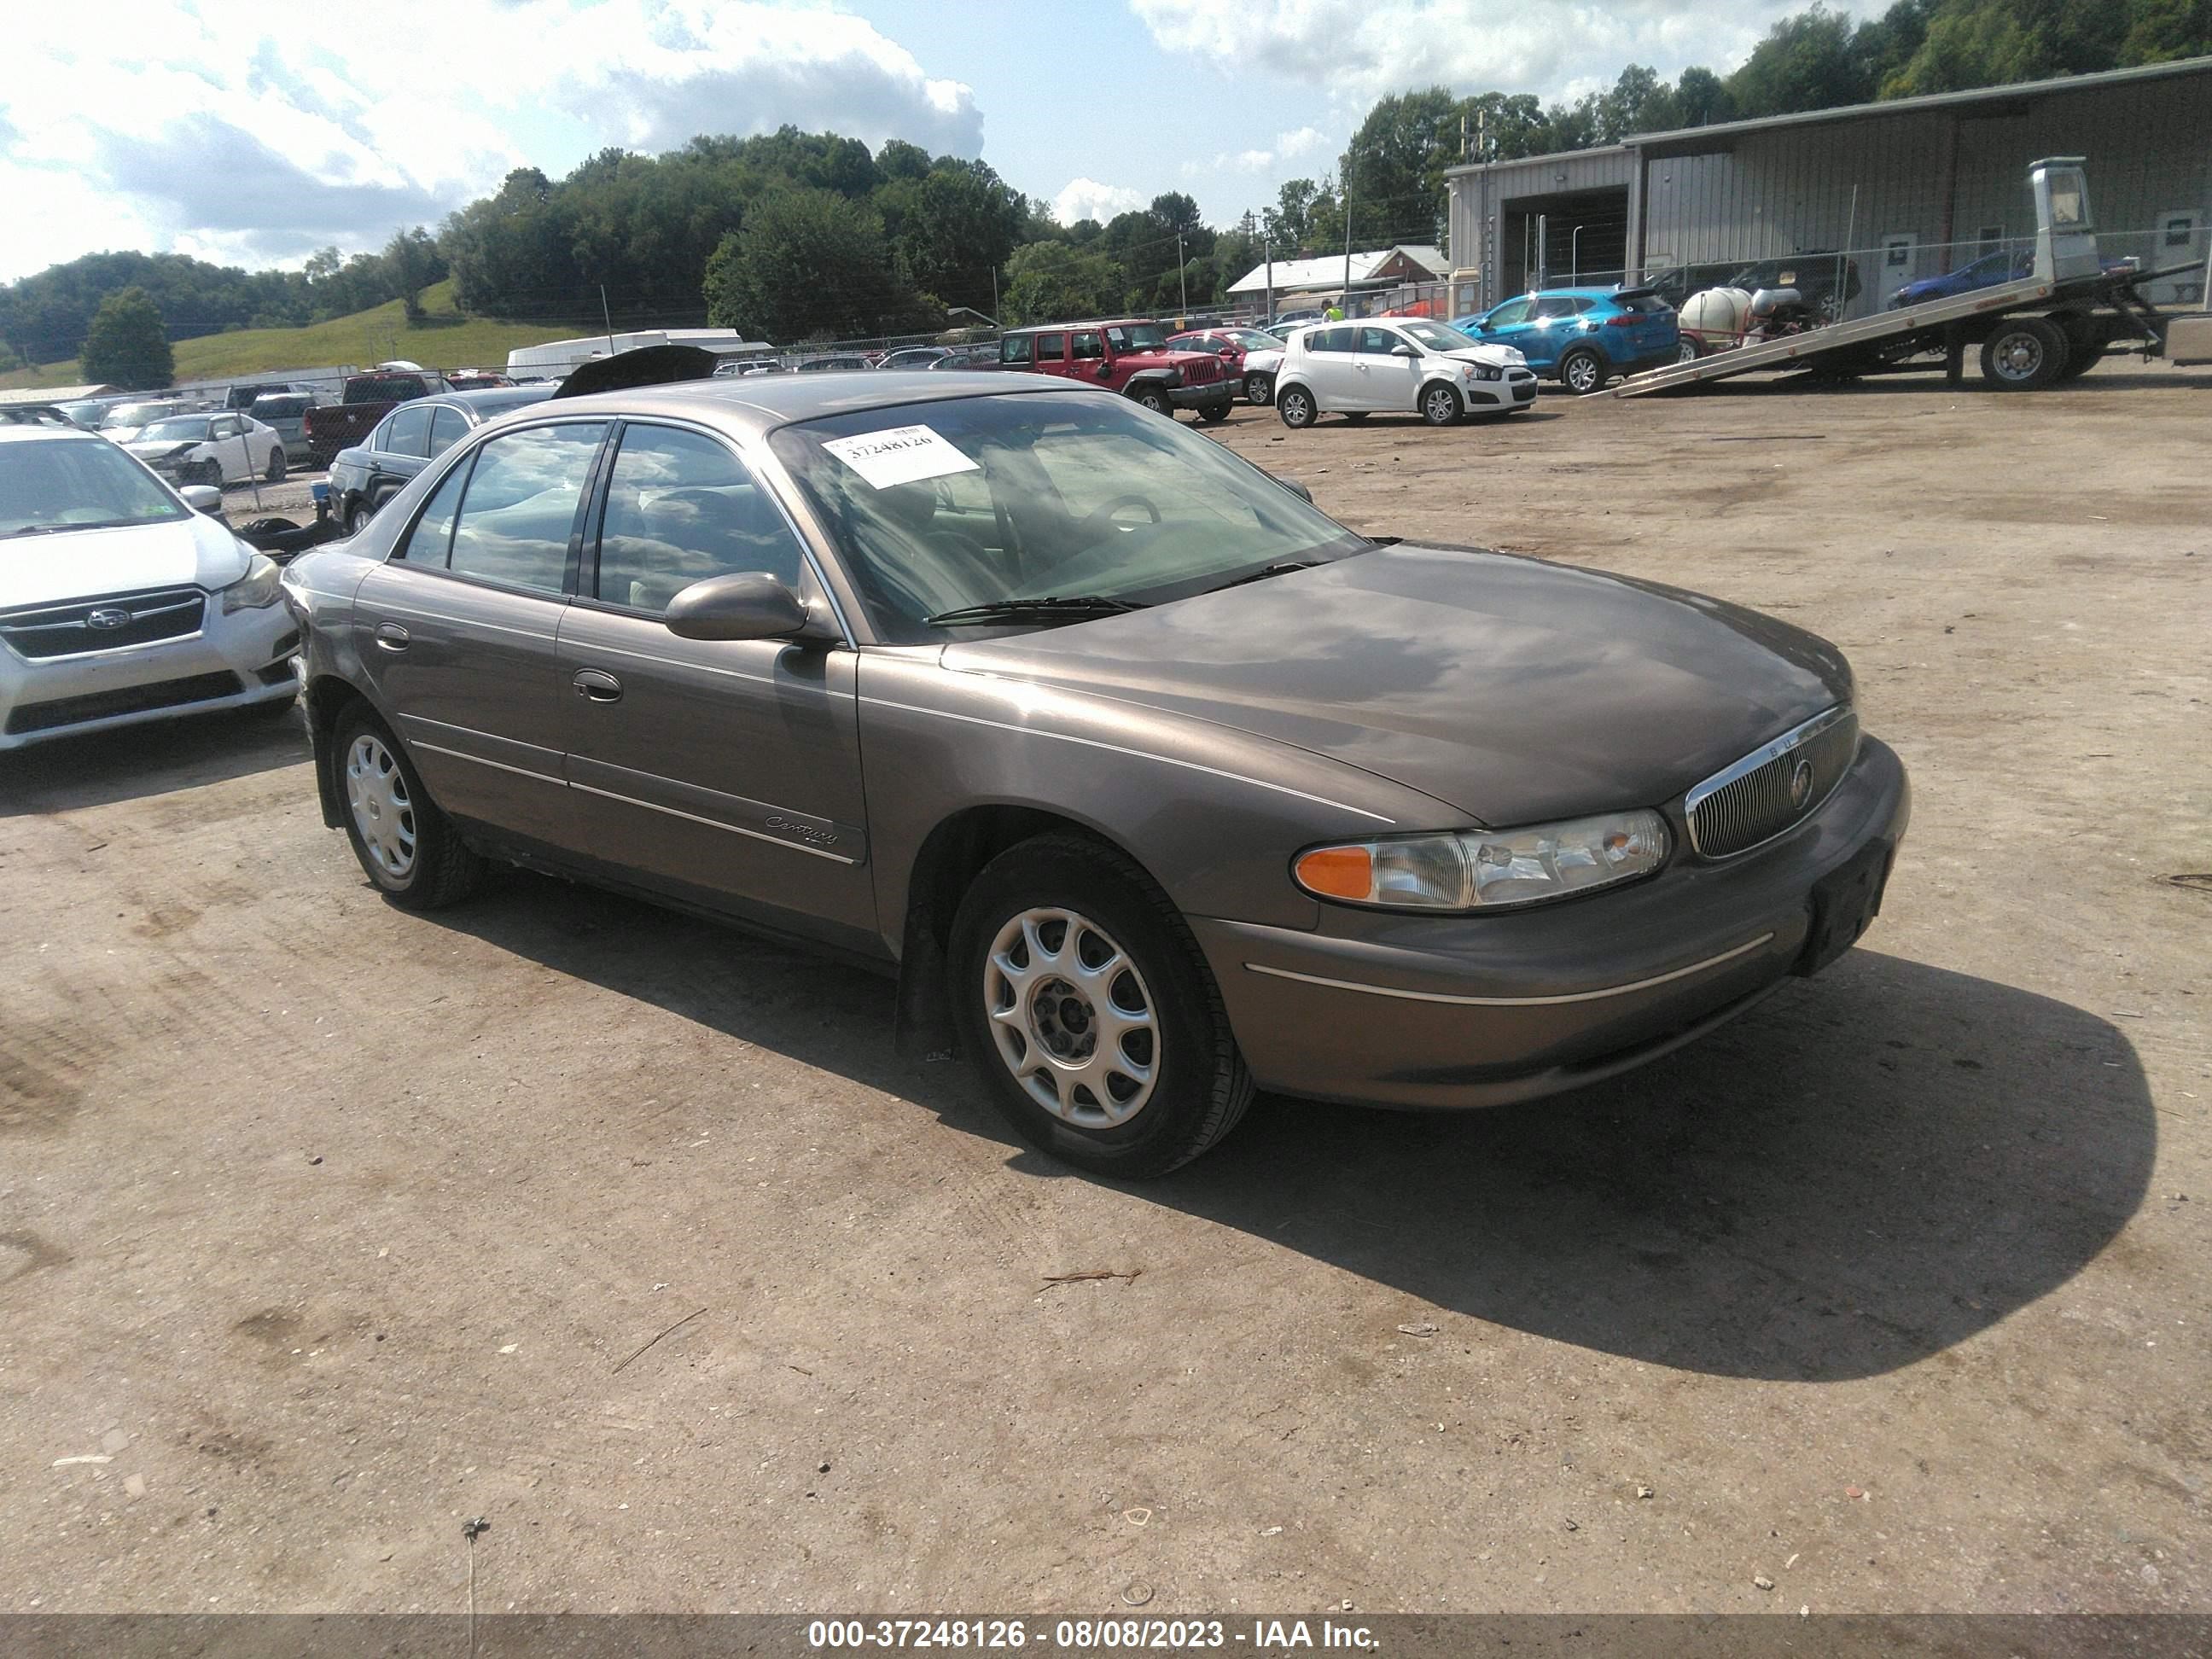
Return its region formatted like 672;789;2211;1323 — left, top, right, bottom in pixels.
1559;347;1608;394
949;832;1254;1178
1132;384;1174;417
330;704;485;911
2052;342;2101;383
265;446;287;482
1197;402;1230;424
1677;338;1702;364
1276;384;1317;428
1245;372;1272;405
342;498;370;537
1419;382;1461;426
1978;316;2069;391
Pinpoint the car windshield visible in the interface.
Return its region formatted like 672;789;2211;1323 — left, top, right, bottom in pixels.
139;417;215;442
1397;321;1479;352
771;390;1367;643
101;404;175;429
0;436;189;538
1107;323;1167;352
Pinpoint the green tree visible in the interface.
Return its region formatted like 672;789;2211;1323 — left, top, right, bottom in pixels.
889;160;1026;314
701;188;927;341
1730;3;1872;115
382;227;443;320
1002;241;1125;323
1670;67;1738;127
2122;0;2212;61
79;286;172;389
1338;87;1459;243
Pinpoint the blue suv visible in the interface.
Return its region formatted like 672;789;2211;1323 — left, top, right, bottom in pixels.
1455;287;1680;393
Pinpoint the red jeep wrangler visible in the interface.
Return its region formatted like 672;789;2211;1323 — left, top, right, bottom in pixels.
997;318;1234;422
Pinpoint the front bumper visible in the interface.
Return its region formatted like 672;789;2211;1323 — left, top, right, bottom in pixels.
1191;736;1910;1109
1464;369;1541;410
1169;379;1236;411
0;600;300;751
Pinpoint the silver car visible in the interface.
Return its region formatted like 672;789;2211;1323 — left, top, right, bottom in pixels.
0;427;300;748
282;374;1907;1177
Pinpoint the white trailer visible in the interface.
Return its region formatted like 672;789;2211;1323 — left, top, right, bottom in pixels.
1614;160;2210;397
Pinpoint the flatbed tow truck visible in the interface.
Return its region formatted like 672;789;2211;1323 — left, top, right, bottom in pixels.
1613;159;2212;398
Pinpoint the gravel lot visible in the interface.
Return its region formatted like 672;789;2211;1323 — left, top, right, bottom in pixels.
2;362;2206;1618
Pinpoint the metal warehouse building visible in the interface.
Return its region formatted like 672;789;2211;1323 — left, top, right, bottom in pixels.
1445;55;2212;316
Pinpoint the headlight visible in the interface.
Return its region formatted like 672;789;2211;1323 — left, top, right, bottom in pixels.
1463;363;1503;381
1293;811;1670;911
219;552;282;613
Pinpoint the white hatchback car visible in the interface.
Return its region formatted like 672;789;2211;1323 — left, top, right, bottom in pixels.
0;426;299;749
1273;319;1539;428
124;411;289;486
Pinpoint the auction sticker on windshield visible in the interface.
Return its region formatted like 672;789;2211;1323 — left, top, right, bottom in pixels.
821;424;981;490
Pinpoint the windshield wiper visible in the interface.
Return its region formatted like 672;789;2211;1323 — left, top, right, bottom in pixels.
926;595;1144;626
0;525;59;538
1207;560;1317;593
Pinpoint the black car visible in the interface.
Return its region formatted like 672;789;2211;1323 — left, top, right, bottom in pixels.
327;387;555;534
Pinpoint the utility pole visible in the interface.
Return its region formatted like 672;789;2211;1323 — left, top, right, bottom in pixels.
600;285;616;356
1176;230;1188;320
1342;191;1353;316
1263;236;1275;326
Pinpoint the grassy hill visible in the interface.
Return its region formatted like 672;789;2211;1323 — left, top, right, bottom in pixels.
0;280;592;391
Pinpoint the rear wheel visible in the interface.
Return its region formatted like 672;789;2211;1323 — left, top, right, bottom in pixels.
1276;385;1317;428
1197;402;1230;424
950;833;1254;1178
1677;337;1702;364
1978;316;2069;390
1560;347;1607;394
265;446;287;482
1420;383;1461;425
342;498;370;536
330;704;484;910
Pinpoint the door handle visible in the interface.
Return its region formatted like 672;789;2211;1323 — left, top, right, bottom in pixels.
373;621;410;651
572;668;623;703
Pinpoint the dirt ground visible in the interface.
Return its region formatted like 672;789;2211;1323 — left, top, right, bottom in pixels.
2;361;2207;1621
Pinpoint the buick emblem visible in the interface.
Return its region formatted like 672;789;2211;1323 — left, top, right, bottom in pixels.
1788;756;1815;810
86;608;133;631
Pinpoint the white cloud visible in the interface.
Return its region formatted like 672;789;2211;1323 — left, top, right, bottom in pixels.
0;0;984;282
1208;125;1333;174
1130;0;1873;106
1053;178;1146;225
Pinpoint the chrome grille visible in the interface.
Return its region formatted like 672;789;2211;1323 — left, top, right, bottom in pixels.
1685;706;1859;859
0;587;205;660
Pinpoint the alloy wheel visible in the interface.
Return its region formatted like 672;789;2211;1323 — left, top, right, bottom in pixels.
982;906;1159;1128
1423;387;1458;424
345;733;416;879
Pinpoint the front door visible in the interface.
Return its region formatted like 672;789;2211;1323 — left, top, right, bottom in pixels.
351;419;608;845
206;415;250;482
1877;234;1919;308
1471;296;1537;365
556;421;875;948
1353;324;1420;412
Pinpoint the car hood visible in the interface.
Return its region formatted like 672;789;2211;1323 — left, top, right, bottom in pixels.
940;544;1852;826
1240;347;1285;371
0;511;253;611
1438;343;1523;368
125;438;204;457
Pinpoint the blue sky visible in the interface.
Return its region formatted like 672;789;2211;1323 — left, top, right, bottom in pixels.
0;0;1868;282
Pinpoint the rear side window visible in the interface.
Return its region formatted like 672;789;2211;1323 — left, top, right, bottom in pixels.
394;457;472;567
386;405;432;457
428;406;469;455
1000;335;1033;365
1033;332;1066;363
446;422;608;596
1531;297;1582;320
593;425;807;612
1307;327;1353;353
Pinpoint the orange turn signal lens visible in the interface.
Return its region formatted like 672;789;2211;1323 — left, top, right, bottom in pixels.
1293;845;1375;901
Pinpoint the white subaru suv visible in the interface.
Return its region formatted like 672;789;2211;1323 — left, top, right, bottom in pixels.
0;424;299;749
1273;318;1538;428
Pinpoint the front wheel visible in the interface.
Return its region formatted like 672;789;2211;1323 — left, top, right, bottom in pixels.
1132;385;1174;417
1420;383;1461;425
1276;384;1317;428
330;704;485;910
1978;316;2069;390
1560;348;1608;394
1677;337;1702;364
950;834;1254;1178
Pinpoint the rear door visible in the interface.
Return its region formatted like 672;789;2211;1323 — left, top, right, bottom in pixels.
1029;330;1069;381
1300;325;1360;408
556;420;874;946
350;420;609;843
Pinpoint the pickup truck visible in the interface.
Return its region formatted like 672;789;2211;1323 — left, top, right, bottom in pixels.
994;319;1235;420
304;369;451;467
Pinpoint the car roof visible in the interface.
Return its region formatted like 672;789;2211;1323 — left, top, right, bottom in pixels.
0;424;116;447
539;371;1069;438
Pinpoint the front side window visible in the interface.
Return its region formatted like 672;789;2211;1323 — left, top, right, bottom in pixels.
1070;330;1103;360
445;422;607;595
1486;299;1532;328
771;391;1365;644
386;405;432;457
594;424;807;612
1357;327;1400;355
0;437;189;537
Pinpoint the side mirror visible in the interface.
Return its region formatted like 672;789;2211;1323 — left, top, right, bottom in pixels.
1391;343;1420;357
180;485;224;516
1093;362;1113;381
664;572;812;643
1276;475;1313;503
